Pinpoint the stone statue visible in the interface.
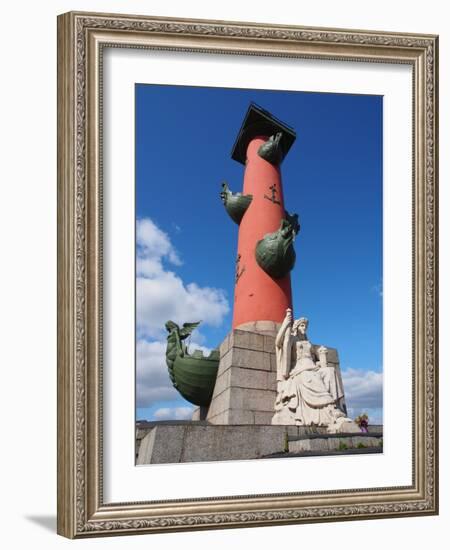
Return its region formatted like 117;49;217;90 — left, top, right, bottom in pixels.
272;309;356;433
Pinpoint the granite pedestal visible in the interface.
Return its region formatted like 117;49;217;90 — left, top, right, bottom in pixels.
199;328;345;425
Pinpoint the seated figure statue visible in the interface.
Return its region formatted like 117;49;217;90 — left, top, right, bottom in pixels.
272;308;355;433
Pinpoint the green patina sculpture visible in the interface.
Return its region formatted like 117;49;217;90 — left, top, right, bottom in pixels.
255;211;300;279
257;132;284;165
165;321;220;407
220;181;253;224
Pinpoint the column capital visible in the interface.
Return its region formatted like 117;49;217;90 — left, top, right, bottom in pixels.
231;103;296;165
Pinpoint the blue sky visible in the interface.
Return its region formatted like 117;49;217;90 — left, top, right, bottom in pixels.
135;84;383;424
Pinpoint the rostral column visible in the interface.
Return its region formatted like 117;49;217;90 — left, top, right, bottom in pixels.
221;104;299;331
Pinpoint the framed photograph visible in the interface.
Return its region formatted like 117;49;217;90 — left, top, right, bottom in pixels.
57;11;438;538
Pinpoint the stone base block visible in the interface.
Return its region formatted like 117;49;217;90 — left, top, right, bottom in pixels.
137;424;290;464
207;408;275;425
207;329;278;425
338;421;361;434
288;434;382;453
235;320;282;337
206;328;348;427
136;422;383;464
191;406;208;421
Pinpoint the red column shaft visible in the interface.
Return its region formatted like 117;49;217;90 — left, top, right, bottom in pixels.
232;136;293;329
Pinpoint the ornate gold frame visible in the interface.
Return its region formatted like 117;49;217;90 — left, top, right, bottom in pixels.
57;11;439;538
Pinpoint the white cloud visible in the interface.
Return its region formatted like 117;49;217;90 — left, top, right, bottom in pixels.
342;368;383;408
187;343;211;356
153;406;195;421
136;337;210;409
137;217;181;271
137;276;229;339
341;368;383;424
135;217;229;409
136;339;177;408
136;217;229;340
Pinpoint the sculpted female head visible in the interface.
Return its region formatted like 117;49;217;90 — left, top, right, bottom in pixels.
292;317;308;336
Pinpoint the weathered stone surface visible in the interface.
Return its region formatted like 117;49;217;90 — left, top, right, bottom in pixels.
228;387;277;412
226;409;255;425
191;406;208;421
326;437;353;450
207;388;232;419
264;334;276;353
230;330;265;352
339;421;361;434
335;437;352;449
207;330;278;425
229;347;272;371
214;365;274;394
290;437;338;452
270;352;277;372
206;410;229;424
184;425;287;462
211;368;232;397
308;438;331;452
137;427;157;462
207;386;277;420
136;422;384;464
135;427;150;458
288;439;309;452
136;427;150;441
137;424;288;464
219;333;231;358
296;426;329;436
352;436;381;447
256;320;282;335
137;425;186;465
235;321;281;337
326;437;342;451
210;408;275;426
288;434;383;453
230;367;273;390
217;349;233;372
253;411;276;425
367;424;383;434
271;405;294;425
